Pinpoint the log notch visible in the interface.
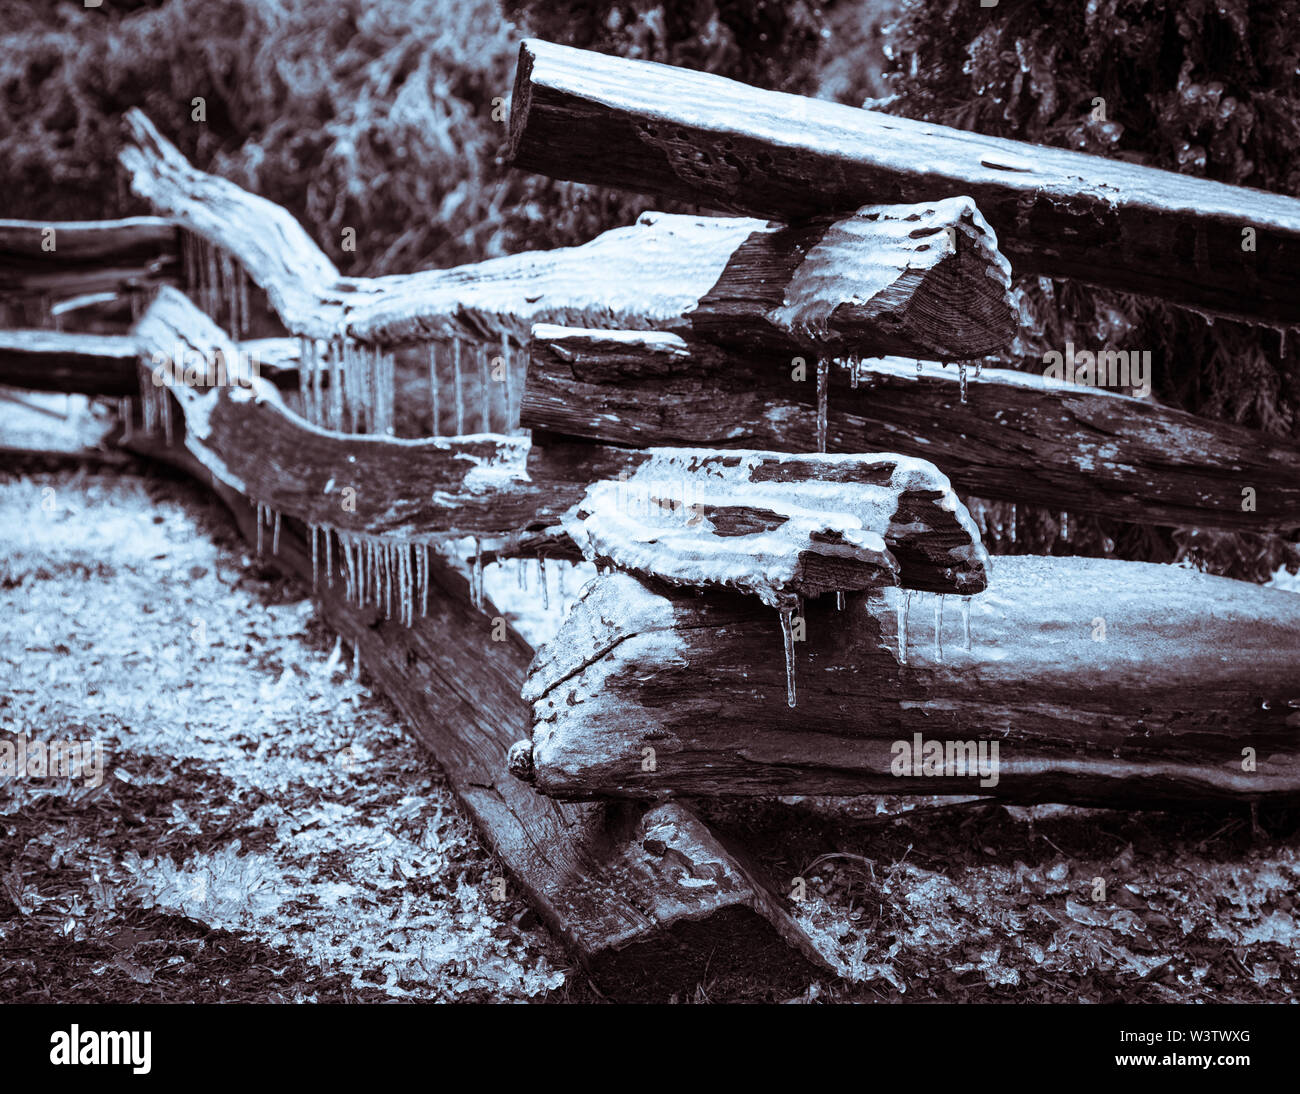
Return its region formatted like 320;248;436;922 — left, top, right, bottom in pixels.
116;305;831;1000
518;560;1300;805
523;327;1300;537
508;38;1300;325
0;216;179;302
119;110;1014;359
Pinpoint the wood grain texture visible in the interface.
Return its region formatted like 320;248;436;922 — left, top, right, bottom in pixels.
524;327;1300;537
520;560;1300;805
508;39;1300;324
119;111;1014;358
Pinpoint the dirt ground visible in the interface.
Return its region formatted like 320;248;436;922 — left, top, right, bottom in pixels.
2;461;1298;1003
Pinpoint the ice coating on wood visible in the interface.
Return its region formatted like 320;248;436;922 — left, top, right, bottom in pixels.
771;198;1013;356
560;448;988;607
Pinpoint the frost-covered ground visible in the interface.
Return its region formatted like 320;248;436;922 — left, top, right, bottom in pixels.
2;462;1297;1004
0;465;571;1001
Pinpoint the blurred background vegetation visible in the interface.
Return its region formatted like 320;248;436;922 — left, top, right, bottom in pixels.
1;0;1296;579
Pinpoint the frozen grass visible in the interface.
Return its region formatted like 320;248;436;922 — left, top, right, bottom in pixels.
0;467;568;1000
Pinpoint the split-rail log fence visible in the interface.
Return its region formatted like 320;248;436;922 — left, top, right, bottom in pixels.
2;39;1299;995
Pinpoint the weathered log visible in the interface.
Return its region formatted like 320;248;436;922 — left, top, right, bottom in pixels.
523;327;1300;537
0;330;140;396
508;39;1300;325
518;560;1300;805
119;110;1014;358
0;216;179;299
564;449;988;603
114;324;831;999
130;289;986;592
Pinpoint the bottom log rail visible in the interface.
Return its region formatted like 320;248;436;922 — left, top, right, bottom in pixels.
115;429;830;999
519;561;1300;805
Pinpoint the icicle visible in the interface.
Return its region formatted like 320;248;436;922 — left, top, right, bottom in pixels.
897;590;910;664
934;594;943;662
311;524;319;591
420;543;430;617
848;356;859;390
403;544;414;626
430;344;440;436
272;510;281;555
516;557;526;590
325;526;334;589
1008;504;1017;545
311;340;324;427
119;398;132;442
1282;328;1289;362
341;533;356;603
297;337;311;417
836;591;845;611
381;349;395;435
961;596;972;651
256;502;265;556
501;334;515;433
382;542;392;619
975;360;983;380
779;607;797;708
204;243;220;322
479;343;491;433
329;339;343;431
1061;511;1069;541
959;362;968;404
471;538;484;610
237;262;251;339
161;389;173;447
453;339;464;434
539;557;549;610
816;357;830;453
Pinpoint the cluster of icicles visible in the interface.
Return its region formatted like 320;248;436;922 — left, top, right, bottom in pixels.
296;337;397;435
293;334;523;438
425;336;521;437
118;370;176;447
966;498;1072;547
249;503;579;630
181;233;253;339
775;589;977;709
813;357;985;453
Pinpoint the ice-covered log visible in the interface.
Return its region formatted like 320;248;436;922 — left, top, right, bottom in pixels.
119;110;1014;359
509;38;1300;325
516;559;1300;804
564;449;988;604
524;327;1300;537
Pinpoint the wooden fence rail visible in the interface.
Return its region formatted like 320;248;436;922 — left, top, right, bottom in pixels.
509;38;1300;327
